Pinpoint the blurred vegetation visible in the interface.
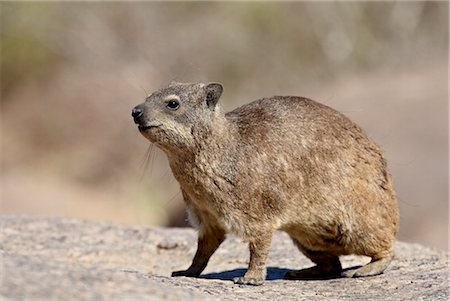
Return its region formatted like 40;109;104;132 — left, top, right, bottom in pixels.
1;4;59;95
0;2;448;249
1;2;447;95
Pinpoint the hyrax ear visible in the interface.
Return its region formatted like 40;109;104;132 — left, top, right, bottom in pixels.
205;83;223;109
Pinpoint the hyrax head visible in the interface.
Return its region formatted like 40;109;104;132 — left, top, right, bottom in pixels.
132;81;223;152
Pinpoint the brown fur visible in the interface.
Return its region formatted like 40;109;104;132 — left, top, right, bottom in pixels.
132;82;399;285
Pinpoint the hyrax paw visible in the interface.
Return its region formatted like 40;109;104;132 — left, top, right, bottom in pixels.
233;276;264;286
341;269;356;278
171;270;199;277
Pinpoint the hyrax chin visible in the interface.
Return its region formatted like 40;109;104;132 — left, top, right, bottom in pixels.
132;81;399;286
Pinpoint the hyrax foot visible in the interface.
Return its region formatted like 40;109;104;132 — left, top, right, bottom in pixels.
232;234;271;286
342;255;393;278
233;276;264;286
285;265;342;280
285;247;343;280
171;269;201;277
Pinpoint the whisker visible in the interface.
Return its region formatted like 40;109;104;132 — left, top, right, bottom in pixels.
159;166;175;183
140;143;155;181
397;196;420;208
138;82;148;97
126;69;149;97
163;190;182;209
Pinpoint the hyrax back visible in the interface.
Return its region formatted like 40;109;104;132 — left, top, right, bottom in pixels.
132;82;399;285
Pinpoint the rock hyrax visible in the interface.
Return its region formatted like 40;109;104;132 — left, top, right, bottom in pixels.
132;82;399;285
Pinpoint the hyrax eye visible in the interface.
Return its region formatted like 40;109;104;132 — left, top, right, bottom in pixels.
166;100;180;110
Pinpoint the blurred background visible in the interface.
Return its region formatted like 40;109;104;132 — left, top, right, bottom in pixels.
1;2;448;250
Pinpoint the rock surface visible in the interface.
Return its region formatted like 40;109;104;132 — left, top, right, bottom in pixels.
1;216;448;300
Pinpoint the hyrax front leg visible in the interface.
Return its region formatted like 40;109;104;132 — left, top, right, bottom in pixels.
172;227;225;277
233;233;273;286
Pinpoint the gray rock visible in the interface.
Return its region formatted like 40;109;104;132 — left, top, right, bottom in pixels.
1;216;448;300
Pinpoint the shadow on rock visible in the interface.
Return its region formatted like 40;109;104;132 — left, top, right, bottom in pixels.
201;267;292;281
201;265;363;281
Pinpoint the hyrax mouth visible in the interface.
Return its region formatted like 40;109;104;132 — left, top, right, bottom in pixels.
138;124;162;131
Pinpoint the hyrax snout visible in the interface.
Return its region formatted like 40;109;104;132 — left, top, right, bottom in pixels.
132;81;399;285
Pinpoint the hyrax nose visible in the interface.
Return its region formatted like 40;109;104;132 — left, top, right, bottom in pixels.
132;105;144;124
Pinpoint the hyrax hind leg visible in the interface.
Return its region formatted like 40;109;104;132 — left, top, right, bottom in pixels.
341;251;394;278
285;239;342;280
